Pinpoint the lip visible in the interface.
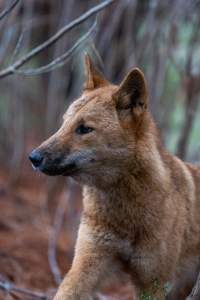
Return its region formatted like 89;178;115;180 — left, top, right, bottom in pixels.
37;161;78;177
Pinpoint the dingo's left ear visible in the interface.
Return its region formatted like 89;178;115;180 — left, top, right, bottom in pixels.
114;68;148;116
84;54;109;90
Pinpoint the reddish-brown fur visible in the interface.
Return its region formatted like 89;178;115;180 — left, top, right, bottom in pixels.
31;55;200;300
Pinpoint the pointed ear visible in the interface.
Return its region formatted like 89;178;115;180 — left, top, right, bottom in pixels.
113;68;148;117
84;54;109;90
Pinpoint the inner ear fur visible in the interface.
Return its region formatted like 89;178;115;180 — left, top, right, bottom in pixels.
114;68;148;114
84;54;109;90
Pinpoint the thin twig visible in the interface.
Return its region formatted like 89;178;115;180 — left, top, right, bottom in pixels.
15;19;97;76
48;197;67;286
48;182;77;286
0;280;47;299
11;29;25;63
0;0;21;22
0;0;116;79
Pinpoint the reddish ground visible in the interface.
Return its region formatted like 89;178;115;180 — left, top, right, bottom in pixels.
0;170;134;300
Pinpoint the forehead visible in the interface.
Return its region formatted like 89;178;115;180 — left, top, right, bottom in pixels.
64;85;117;119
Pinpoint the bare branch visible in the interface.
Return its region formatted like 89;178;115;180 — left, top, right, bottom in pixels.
48;196;67;285
10;29;25;63
0;0;116;79
48;182;77;286
0;279;47;299
16;19;97;76
0;0;21;22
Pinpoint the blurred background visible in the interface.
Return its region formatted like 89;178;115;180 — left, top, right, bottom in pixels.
0;0;200;299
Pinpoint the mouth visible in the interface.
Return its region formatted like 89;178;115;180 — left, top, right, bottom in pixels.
34;161;78;177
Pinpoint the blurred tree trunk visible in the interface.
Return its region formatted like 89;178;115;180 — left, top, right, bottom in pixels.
176;18;200;160
176;77;200;160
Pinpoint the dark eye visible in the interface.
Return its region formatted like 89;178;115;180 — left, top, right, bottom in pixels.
75;124;94;135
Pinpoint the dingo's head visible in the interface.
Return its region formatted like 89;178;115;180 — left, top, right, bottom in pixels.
29;55;149;186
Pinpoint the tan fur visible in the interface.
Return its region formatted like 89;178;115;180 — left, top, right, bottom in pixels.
32;55;200;300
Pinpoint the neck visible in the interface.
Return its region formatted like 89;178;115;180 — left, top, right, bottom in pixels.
82;120;172;241
84;125;170;209
83;113;171;226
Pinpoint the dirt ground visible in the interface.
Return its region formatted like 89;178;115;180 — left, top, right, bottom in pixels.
0;170;134;300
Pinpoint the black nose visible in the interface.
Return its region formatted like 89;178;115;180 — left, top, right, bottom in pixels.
29;150;43;168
